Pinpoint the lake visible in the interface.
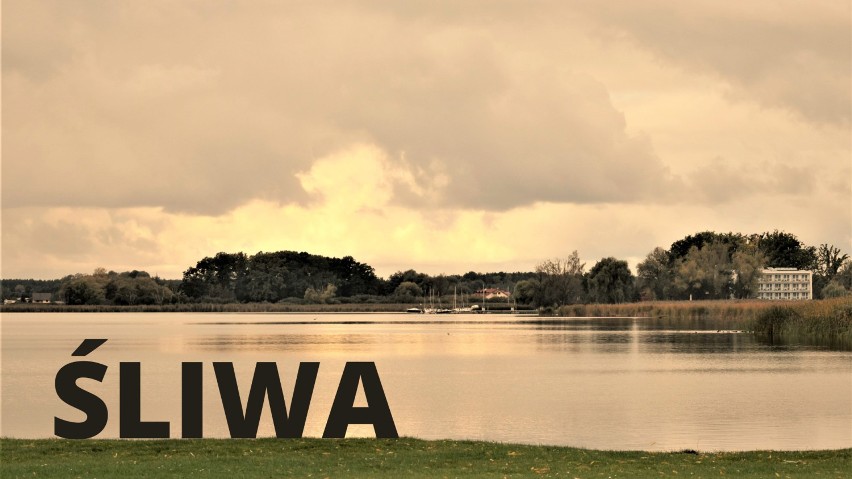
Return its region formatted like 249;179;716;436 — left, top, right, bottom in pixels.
2;312;850;451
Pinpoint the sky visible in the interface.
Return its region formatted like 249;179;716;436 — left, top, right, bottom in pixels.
2;0;850;280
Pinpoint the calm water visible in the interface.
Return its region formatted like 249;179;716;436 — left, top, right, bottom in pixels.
2;312;850;451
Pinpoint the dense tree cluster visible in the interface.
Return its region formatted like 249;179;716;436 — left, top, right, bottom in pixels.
179;251;383;303
57;269;175;305
176;252;541;305
0;278;63;302
636;230;848;301
513;230;848;307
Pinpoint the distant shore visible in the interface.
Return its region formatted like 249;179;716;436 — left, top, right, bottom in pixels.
0;301;530;314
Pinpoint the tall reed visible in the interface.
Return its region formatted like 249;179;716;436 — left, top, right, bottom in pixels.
752;297;852;340
555;300;773;323
554;297;852;339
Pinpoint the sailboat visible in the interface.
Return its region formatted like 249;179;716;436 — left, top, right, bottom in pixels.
435;289;452;314
453;285;474;313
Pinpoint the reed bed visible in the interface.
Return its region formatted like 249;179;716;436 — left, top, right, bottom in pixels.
555;299;776;322
752;297;852;341
555;297;852;340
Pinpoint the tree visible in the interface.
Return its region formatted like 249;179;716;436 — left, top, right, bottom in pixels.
386;269;429;295
534;252;586;307
180;252;248;300
821;280;849;298
106;275;174;305
393;281;422;299
587;257;635;304
328;256;381;296
106;276;139;305
673;241;733;300
61;276;105;305
756;230;816;270
806;244;847;299
669;231;745;264
512;279;539;305
236;252;292;302
304;283;337;304
426;275;451;297
636;247;673;300
815;244;848;279
731;246;766;299
836;259;852;290
669;231;721;262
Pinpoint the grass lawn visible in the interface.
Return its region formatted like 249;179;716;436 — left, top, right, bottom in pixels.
1;438;849;478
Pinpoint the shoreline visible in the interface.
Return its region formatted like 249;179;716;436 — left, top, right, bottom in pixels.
0;302;528;314
4;298;849;340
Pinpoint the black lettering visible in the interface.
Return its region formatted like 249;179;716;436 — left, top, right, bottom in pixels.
182;362;203;438
323;362;398;438
119;362;170;438
54;361;109;439
214;362;319;438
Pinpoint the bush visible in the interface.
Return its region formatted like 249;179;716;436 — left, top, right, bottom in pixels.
821;280;849;299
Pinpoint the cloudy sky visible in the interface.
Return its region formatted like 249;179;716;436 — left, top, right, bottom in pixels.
2;0;850;279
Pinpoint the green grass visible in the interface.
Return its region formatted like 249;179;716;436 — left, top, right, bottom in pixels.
1;438;849;478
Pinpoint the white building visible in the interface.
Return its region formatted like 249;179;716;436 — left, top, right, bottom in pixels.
756;267;812;300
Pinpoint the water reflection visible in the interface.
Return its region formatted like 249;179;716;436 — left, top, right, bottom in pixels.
190;321;849;357
754;334;852;351
2;312;850;451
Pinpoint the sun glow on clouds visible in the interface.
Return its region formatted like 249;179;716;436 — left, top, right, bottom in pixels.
0;142;625;278
168;144;520;277
2;135;849;280
7;139;846;280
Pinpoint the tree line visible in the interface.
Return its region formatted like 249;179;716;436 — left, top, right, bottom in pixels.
515;230;850;309
1;269;178;306
2;230;850;306
635;230;849;302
